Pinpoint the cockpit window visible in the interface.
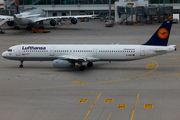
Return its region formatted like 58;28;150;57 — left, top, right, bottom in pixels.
8;49;12;52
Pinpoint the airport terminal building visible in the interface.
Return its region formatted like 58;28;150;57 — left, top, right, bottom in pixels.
1;0;180;22
2;0;180;17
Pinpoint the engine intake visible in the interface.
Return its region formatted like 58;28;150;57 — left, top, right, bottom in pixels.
71;18;78;24
53;60;75;68
50;19;57;26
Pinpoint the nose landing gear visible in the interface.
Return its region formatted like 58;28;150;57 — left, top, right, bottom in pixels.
19;61;23;68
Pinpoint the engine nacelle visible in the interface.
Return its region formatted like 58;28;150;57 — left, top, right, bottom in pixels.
50;19;57;26
71;18;78;24
53;60;75;68
7;21;14;26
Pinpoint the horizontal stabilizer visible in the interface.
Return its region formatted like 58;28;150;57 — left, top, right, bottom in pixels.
154;49;167;52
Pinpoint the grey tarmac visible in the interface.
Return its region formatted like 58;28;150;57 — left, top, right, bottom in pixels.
0;19;180;120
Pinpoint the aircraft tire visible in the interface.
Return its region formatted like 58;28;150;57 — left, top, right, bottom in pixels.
19;65;23;68
79;66;85;71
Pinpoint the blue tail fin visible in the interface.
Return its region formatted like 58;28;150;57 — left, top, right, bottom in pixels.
15;0;20;14
143;20;172;46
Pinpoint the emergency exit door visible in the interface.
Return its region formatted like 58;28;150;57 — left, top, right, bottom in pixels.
140;47;145;56
50;47;54;56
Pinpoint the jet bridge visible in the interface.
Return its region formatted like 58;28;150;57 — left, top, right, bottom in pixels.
144;5;158;24
117;6;134;25
115;0;173;24
158;5;173;22
135;6;145;23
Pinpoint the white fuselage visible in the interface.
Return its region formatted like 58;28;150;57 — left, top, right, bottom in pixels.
14;8;46;25
2;44;176;62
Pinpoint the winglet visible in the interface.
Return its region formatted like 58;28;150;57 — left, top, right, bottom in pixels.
15;0;20;14
143;20;172;46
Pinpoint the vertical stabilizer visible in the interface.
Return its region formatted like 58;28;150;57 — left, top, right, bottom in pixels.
143;20;172;46
15;0;20;14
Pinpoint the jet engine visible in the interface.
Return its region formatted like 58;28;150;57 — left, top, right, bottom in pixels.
50;19;57;26
7;21;14;26
71;18;78;24
53;60;75;68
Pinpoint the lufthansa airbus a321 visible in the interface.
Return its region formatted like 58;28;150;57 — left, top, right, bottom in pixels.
2;21;176;71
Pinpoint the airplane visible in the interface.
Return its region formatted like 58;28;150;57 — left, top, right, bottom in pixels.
0;0;93;30
2;20;176;71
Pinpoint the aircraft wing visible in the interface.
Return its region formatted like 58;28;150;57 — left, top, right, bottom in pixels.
57;55;100;62
0;15;14;21
34;15;93;22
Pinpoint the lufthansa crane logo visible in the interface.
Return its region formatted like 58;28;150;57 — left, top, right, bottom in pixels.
157;28;169;39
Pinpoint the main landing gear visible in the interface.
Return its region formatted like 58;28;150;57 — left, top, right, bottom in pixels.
87;62;93;67
39;21;44;29
19;61;23;68
79;65;86;71
13;22;20;30
79;62;93;71
14;26;20;30
26;25;31;30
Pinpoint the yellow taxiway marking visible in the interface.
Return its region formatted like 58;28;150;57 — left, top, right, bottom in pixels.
0;35;17;42
104;99;113;103
144;104;153;109
79;99;88;103
84;93;101;120
107;113;112;120
117;104;127;109
31;25;67;44
0;59;159;92
31;31;58;44
168;57;180;60
2;91;180;95
72;81;87;84
130;93;139;120
146;63;154;69
176;73;180;75
178;45;180;47
136;73;179;79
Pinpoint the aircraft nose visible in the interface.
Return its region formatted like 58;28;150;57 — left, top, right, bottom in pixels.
2;51;7;58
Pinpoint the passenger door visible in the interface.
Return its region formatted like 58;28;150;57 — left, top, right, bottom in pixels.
140;47;145;56
16;46;21;56
50;47;54;56
93;48;97;56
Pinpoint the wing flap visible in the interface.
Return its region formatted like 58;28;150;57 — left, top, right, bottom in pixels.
57;55;100;62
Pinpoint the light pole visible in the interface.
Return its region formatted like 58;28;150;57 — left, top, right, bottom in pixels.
109;0;111;20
